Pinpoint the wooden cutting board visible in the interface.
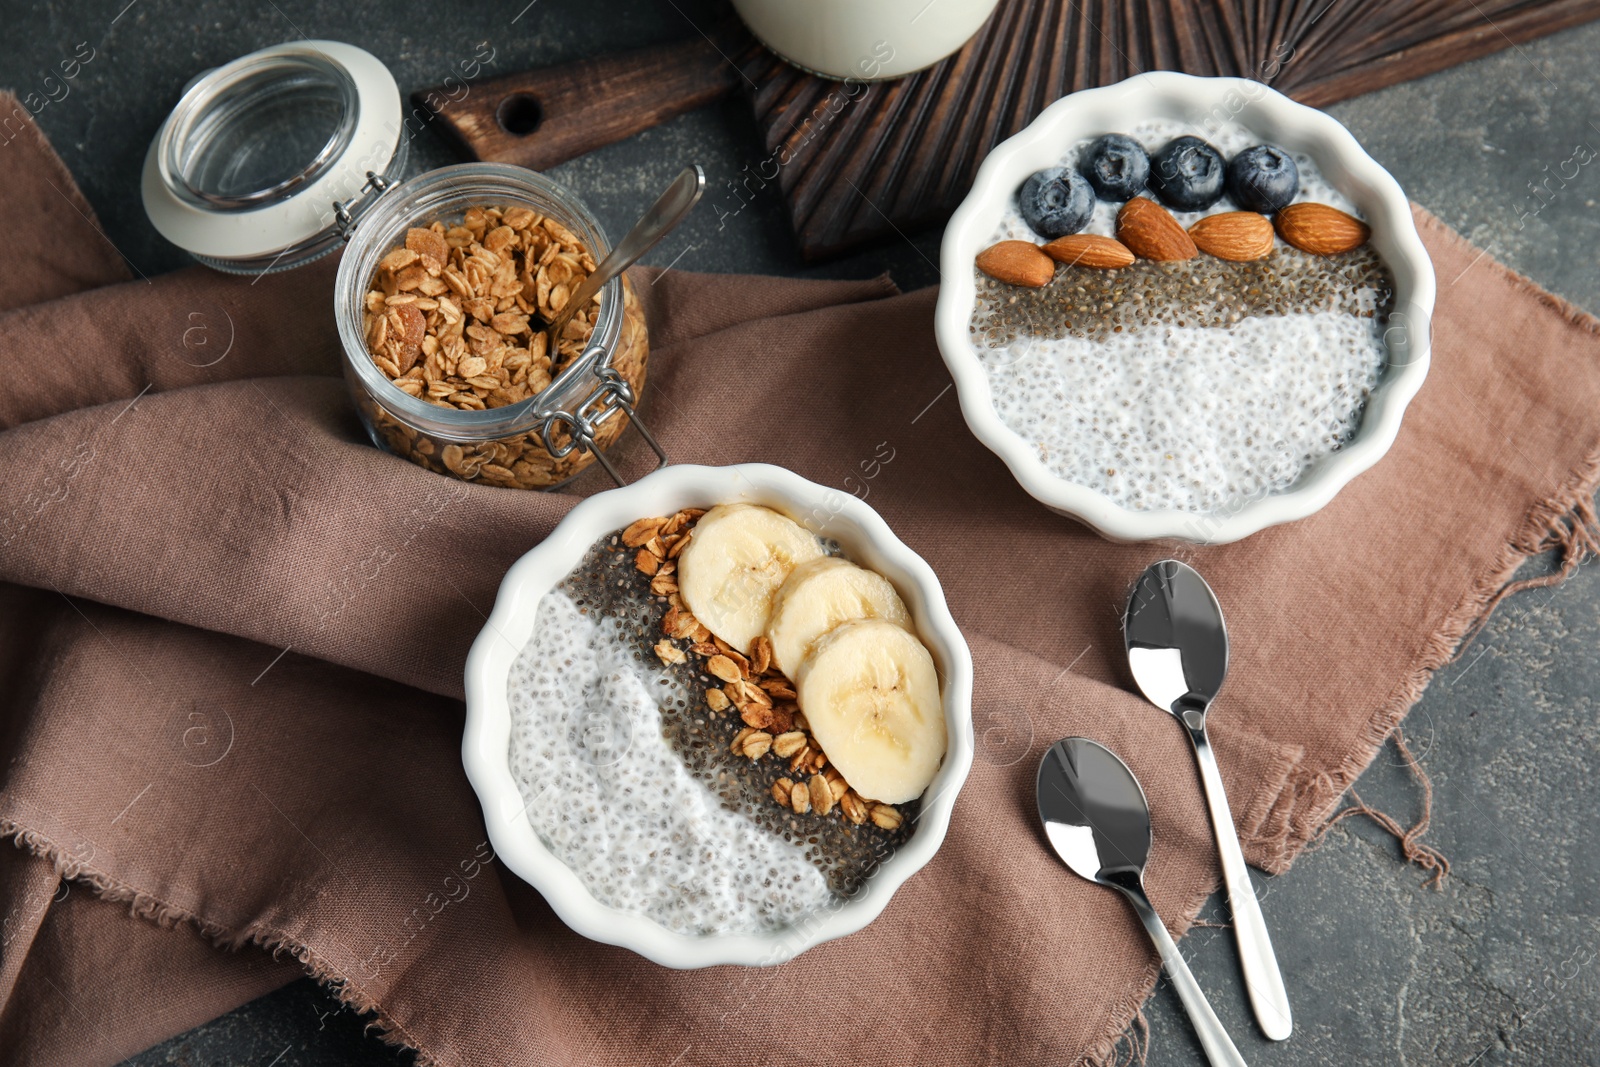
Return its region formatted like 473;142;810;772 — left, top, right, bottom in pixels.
417;0;1600;261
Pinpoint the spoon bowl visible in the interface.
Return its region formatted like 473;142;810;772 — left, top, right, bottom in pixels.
1125;559;1228;721
1037;736;1151;889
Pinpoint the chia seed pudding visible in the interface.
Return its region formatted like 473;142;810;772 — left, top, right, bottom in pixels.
506;528;915;937
970;117;1397;514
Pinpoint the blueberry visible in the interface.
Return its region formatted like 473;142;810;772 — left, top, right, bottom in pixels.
1148;136;1226;211
1017;166;1095;239
1078;134;1150;201
1226;144;1300;213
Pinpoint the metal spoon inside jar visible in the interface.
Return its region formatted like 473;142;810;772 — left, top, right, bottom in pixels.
544;164;705;357
1123;559;1292;1040
1037;737;1248;1067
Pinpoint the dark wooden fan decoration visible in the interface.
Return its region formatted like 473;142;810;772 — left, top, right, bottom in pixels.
417;0;1600;261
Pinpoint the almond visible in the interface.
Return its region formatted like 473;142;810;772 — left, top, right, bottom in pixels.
1116;197;1197;261
1041;234;1136;270
1189;212;1275;262
1274;202;1370;255
975;240;1055;287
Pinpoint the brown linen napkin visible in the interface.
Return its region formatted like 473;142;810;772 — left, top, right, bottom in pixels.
4;94;1600;1066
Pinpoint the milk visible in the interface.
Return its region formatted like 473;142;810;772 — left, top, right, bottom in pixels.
731;0;1002;80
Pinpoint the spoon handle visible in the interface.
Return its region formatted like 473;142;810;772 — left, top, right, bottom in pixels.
1187;722;1294;1040
545;165;704;355
1124;885;1249;1067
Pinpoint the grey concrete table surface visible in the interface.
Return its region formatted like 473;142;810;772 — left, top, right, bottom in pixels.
1;2;1597;1064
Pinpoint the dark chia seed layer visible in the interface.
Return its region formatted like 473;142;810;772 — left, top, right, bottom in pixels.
971;244;1396;347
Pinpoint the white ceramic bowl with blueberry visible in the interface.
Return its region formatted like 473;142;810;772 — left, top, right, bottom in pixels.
462;463;975;968
936;72;1435;544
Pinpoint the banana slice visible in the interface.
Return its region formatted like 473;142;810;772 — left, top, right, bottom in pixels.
677;503;824;654
765;557;912;677
795;618;946;804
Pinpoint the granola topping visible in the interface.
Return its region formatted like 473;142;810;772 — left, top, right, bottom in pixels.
636;508;902;831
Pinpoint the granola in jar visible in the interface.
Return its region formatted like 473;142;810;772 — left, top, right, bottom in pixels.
357;203;648;489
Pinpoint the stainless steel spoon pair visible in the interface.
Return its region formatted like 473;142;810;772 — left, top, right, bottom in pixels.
1036;560;1291;1066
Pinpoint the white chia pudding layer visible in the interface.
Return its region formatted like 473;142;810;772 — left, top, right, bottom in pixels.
507;588;834;936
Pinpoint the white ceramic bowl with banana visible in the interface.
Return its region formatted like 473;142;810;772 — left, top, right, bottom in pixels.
463;463;975;968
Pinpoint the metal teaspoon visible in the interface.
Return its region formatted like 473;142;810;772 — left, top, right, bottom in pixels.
544;164;705;357
1037;737;1248;1067
1123;559;1292;1041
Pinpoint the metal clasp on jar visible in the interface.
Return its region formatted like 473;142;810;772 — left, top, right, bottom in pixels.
332;171;395;239
539;364;668;486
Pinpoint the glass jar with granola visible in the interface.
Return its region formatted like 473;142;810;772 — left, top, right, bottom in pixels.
141;43;658;489
333;163;655;489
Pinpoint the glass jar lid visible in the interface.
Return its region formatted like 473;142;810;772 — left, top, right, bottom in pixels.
141;41;404;274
